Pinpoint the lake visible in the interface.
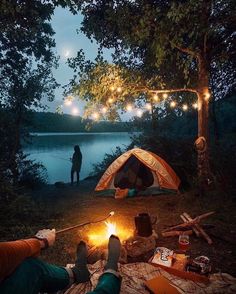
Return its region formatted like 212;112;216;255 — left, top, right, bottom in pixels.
24;132;132;184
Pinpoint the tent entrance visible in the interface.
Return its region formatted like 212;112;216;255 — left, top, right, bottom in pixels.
114;155;154;190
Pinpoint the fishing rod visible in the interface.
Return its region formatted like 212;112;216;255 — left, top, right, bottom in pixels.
50;155;71;162
56;211;115;235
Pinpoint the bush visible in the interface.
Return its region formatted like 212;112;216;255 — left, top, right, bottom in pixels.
18;154;48;189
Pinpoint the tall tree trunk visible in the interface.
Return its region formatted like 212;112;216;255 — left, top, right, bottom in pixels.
197;55;211;194
211;88;220;145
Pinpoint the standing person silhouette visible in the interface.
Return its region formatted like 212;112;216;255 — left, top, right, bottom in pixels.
71;145;82;185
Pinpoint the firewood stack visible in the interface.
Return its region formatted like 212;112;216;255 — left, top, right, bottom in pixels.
162;211;215;245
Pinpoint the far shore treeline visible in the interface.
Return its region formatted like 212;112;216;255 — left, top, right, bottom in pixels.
26;95;235;139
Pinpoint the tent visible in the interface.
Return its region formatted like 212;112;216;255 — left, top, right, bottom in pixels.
95;148;180;197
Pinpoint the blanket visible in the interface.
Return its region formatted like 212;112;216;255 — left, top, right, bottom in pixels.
64;261;236;294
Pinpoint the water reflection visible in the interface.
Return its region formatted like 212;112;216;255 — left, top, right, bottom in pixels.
24;132;132;184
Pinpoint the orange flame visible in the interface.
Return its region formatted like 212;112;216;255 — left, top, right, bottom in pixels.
88;221;132;246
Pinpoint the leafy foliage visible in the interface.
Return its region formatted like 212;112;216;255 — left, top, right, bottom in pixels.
0;0;81;195
67;0;235;121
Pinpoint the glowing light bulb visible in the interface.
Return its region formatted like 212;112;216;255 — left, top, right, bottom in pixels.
117;87;122;93
182;104;188;111
102;106;107;113
71;107;79;115
170;101;176;108
64;99;72;106
204;92;211;100
92;112;99;120
136;109;143;117
192;102;198;109
153;94;159;101
110;86;115;91
145;103;152;110
126;104;133;112
108;98;114;103
163;93;168;99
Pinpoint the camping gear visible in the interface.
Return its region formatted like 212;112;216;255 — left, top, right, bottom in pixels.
193;256;211;274
135;213;152;237
95;148;180;198
56;211;114;235
151;247;174;267
145;275;180;294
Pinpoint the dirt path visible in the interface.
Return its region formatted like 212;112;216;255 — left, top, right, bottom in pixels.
34;179;236;276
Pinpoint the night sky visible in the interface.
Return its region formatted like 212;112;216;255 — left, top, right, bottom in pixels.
46;7;113;115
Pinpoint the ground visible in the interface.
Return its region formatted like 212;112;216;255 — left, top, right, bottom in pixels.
2;178;236;277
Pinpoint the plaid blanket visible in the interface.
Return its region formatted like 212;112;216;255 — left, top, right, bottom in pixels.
63;261;236;294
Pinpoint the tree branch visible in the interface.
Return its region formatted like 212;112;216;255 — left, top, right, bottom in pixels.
170;41;197;57
126;84;197;95
149;88;197;94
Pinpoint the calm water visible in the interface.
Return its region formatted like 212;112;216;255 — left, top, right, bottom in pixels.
24;132;132;184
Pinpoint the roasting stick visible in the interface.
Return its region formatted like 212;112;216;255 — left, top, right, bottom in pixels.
56;211;115;235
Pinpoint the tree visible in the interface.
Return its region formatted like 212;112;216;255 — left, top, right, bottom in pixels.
69;0;236;192
0;0;80;188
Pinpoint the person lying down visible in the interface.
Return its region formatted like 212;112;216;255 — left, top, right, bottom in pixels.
0;229;121;294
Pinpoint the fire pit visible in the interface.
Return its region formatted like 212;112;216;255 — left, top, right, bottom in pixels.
80;213;158;264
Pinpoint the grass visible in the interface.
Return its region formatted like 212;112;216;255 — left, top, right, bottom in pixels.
1;178;236;276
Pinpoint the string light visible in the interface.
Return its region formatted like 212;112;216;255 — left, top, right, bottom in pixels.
108;98;114;103
117;87;122;93
153;94;159;101
102;106;107;113
192;102;198;109
110;86;115;91
64;99;72;106
182;104;188;111
170;101;176;108
92;112;99;120
136;109;143;117
71;107;79;115
163;93;168;99
145;103;152;110
204;92;211;100
126;104;133;112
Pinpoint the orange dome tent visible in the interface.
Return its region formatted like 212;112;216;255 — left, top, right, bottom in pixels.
95;148;180;198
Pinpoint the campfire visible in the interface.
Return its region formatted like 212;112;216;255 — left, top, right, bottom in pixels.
88;220;133;247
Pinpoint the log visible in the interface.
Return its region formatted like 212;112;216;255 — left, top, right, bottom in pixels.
183;212;213;245
181;214;200;237
162;211;215;232
162;230;193;237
